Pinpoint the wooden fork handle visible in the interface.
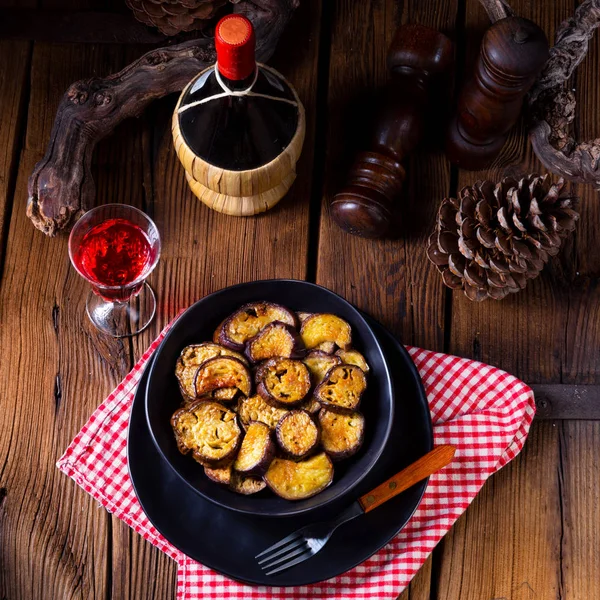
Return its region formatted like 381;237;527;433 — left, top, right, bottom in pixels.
358;445;456;513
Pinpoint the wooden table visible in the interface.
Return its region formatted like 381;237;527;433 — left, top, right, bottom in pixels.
1;1;599;598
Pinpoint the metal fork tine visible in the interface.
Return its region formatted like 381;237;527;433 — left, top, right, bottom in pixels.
256;537;305;565
264;547;315;576
259;540;310;570
255;531;302;560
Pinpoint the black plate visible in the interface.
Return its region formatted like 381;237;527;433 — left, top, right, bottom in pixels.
128;317;433;586
145;280;395;518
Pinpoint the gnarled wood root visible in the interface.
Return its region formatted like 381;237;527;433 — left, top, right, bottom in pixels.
528;0;600;189
27;0;299;235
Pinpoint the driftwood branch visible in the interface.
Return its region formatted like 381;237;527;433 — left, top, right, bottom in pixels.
528;0;600;189
27;39;214;235
27;0;299;235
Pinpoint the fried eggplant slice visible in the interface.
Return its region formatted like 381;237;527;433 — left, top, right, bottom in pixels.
218;302;297;351
245;322;304;363
336;349;370;375
300;314;352;351
314;365;367;412
315;342;337;354
176;343;248;402
204;464;232;486
276;410;320;458
229;471;267;495
212;317;227;344
233;422;275;476
171;400;242;466
194;356;252;399
296;311;313;324
256;358;312;408
303;350;342;385
299;396;321;414
318;408;365;460
212;387;240;402
296;318;337;353
237;394;289;430
264;453;334;500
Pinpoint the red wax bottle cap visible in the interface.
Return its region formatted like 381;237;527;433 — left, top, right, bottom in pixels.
215;15;256;81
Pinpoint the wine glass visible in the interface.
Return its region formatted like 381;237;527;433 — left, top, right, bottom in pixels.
68;204;161;338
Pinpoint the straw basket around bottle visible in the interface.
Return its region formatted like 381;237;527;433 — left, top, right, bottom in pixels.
172;62;305;217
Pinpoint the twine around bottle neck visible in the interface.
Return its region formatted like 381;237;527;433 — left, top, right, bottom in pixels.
215;64;259;95
178;63;299;115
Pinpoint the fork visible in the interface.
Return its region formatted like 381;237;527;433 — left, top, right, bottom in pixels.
256;444;456;575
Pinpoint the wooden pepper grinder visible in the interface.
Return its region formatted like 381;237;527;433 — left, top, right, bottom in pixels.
445;16;548;170
331;24;454;239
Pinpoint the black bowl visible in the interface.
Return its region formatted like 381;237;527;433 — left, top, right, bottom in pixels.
145;279;394;518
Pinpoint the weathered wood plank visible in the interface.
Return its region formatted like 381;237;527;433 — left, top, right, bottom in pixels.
111;515;177;600
0;42;144;600
0;10;169;44
397;1;457;353
447;0;570;382
96;110;179;599
0;41;30;270
559;420;600;599
316;3;458;599
448;0;600;386
41;0;127;10
317;0;457;344
437;420;599;600
125;0;323;596
402;555;433;600
533;384;600;420
547;29;600;596
436;421;563;600
561;17;600;385
436;1;600;599
0;35;181;600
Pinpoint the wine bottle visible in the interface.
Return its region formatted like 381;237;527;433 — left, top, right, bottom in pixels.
172;14;305;216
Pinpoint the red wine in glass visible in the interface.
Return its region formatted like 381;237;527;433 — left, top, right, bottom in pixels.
74;218;153;302
69;204;161;337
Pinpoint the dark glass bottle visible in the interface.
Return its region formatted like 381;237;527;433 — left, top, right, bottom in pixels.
177;14;300;172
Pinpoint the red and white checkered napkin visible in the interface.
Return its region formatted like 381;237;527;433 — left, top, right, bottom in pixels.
57;321;535;600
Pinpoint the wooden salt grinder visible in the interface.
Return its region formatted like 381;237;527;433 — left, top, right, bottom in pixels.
331;24;454;238
445;16;548;170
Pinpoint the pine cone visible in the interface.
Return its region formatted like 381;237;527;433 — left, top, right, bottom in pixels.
126;0;228;36
427;174;579;301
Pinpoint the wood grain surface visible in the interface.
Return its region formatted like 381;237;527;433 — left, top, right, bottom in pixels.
316;1;457;597
436;1;600;599
0;0;599;599
532;384;600;419
0;40;30;268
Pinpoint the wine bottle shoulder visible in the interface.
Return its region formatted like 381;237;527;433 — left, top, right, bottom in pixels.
181;65;297;103
177;65;301;172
